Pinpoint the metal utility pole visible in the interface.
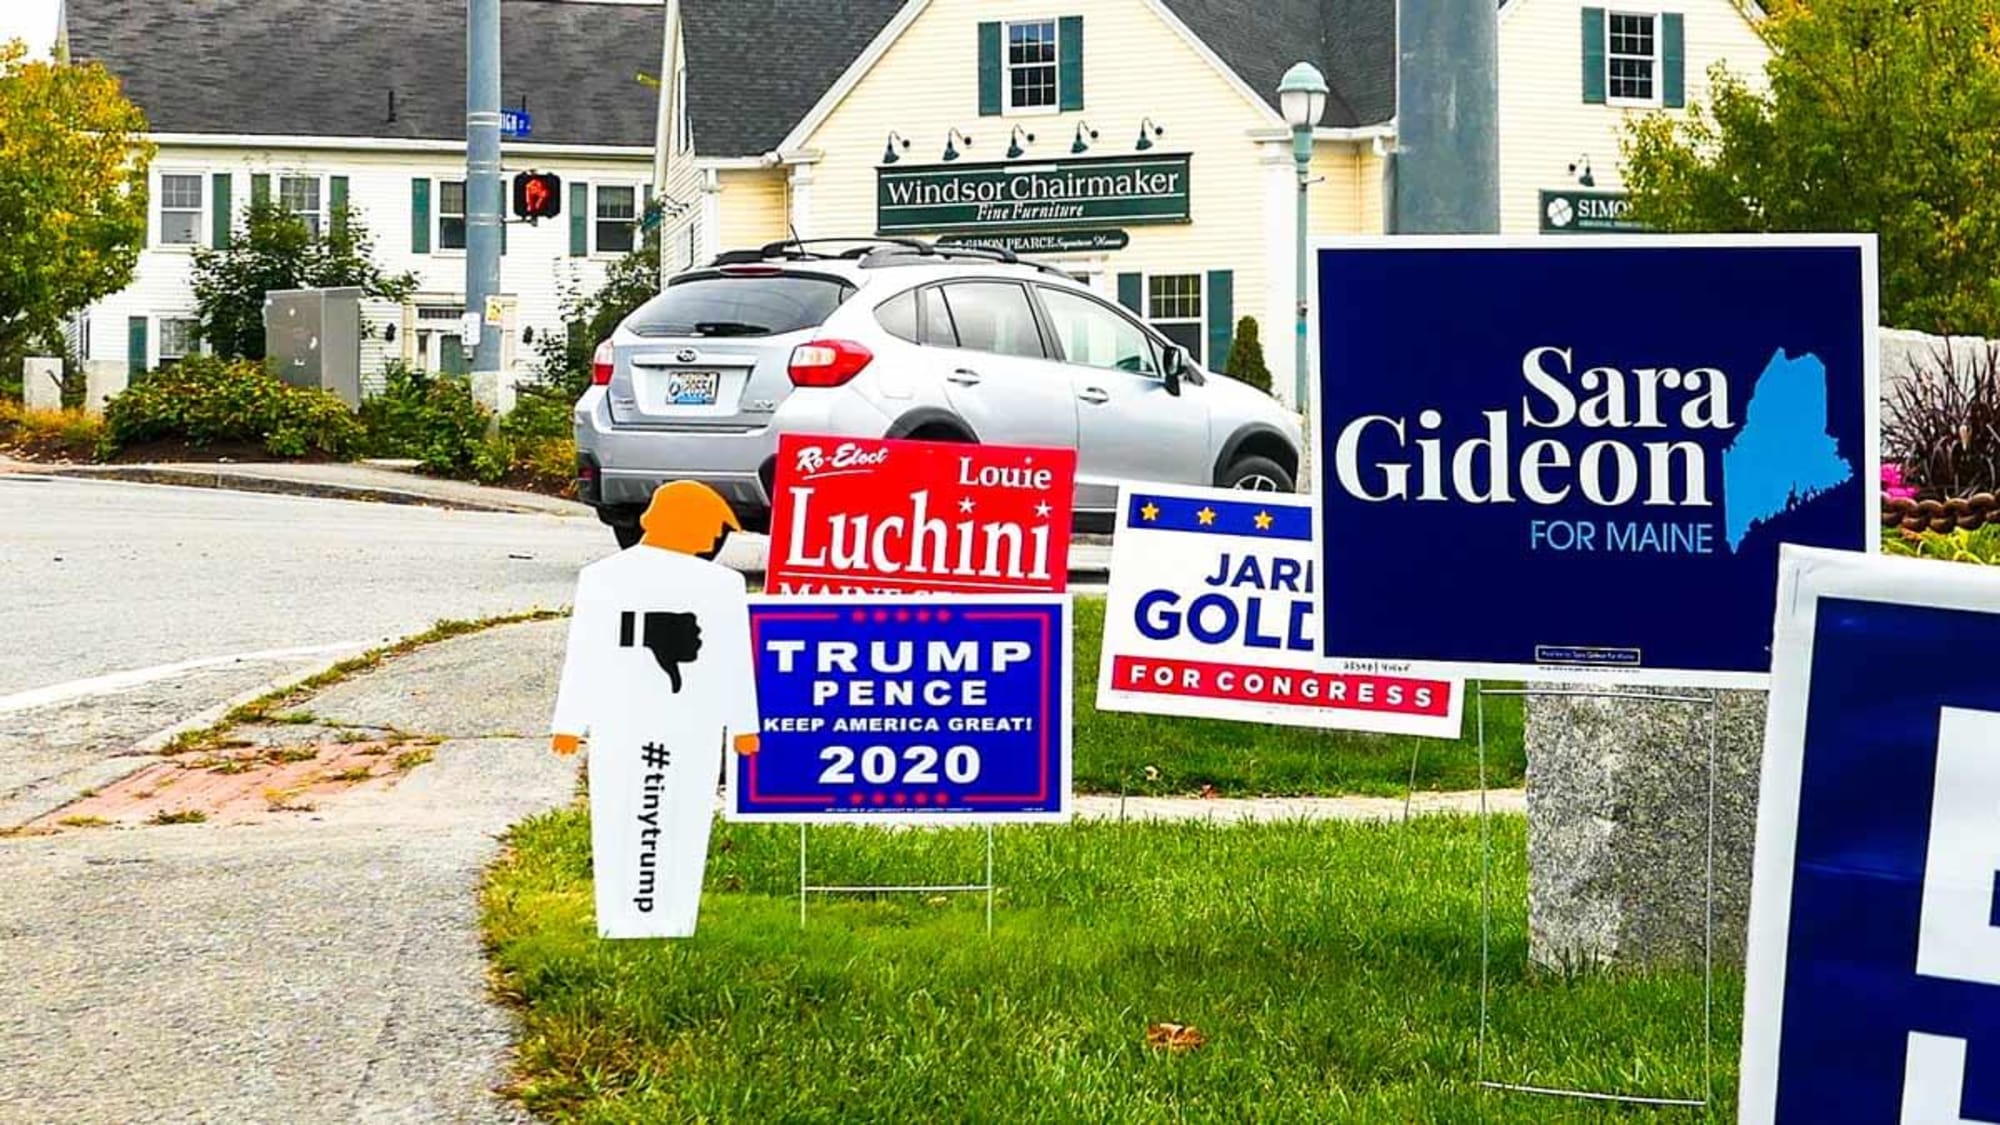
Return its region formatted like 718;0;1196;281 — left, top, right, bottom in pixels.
466;0;504;396
1392;0;1500;233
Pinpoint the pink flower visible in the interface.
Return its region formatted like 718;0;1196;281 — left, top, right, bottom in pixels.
1882;464;1918;501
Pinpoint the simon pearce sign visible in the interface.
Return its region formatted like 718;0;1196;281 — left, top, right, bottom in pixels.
877;153;1191;234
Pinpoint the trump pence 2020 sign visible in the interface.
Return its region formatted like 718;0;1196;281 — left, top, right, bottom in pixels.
1740;547;2000;1123
1311;235;1879;686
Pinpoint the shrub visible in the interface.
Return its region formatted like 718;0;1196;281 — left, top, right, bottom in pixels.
1883;524;2000;565
500;382;576;443
1222;316;1272;395
102;355;361;458
1883;341;2000;499
0;400;105;460
357;362;500;481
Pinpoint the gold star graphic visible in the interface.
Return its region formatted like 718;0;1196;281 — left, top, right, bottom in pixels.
1140;502;1160;521
1195;506;1216;526
1254;510;1274;531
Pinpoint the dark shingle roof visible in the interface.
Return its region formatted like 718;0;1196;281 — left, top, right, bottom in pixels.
680;0;907;157
65;0;663;147
1160;0;1396;128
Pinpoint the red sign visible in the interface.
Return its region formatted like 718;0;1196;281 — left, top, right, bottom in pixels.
766;435;1076;595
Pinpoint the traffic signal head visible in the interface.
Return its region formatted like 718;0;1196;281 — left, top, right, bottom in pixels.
512;171;562;222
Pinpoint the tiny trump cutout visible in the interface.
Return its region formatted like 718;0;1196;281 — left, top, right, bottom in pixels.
550;482;759;938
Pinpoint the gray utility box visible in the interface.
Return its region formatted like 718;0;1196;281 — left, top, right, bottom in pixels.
265;287;363;407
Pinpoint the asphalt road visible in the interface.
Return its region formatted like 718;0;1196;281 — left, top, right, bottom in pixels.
0;475;609;823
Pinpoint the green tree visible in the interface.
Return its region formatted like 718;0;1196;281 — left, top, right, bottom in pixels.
1621;0;2000;335
527;226;661;401
0;39;153;384
1222;315;1273;395
191;200;416;360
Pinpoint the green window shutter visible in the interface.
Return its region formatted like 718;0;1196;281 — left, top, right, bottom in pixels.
1661;13;1686;108
1058;17;1084;111
977;22;1002;116
410;178;431;254
1205;270;1234;372
1581;8;1607;104
210;172;232;248
1117;272;1142;314
569;181;590;256
251;173;270;206
127;316;148;375
329;175;349;237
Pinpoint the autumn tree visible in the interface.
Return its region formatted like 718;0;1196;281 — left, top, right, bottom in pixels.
191;200;416;360
0;39;153;383
1621;0;2000;335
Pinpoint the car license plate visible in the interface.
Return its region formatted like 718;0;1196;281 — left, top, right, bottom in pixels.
665;370;719;406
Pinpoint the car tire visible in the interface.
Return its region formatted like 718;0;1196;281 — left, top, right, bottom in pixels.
611;522;644;550
1220;455;1294;493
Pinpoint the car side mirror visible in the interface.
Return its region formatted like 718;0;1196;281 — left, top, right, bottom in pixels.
1161;346;1186;396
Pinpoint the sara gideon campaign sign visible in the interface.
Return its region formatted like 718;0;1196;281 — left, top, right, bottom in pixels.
765;434;1076;595
1097;485;1461;738
1311;235;1879;687
1740;548;2000;1124
727;595;1071;824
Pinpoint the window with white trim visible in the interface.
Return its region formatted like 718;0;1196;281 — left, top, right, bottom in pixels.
1145;273;1204;363
438;180;468;251
158;173;203;246
595;185;637;255
1607;13;1659;103
279;175;324;236
158;317;200;366
1005;20;1058;111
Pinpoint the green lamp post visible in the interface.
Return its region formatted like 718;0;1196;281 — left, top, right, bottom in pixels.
1277;61;1328;413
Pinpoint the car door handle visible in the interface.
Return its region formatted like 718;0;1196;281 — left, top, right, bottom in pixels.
947;368;982;386
1077;386;1111;405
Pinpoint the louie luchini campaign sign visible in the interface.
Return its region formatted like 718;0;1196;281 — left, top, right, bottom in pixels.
766;434;1076;595
1097;485;1461;738
726;595;1071;824
1740;547;2000;1124
1312;235;1879;686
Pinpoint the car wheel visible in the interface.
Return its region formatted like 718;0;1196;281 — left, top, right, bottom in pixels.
611;522;644;550
1221;455;1294;493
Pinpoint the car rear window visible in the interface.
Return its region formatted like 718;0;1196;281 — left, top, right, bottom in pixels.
625;273;856;338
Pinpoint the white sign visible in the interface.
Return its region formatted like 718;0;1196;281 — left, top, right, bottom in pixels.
1096;484;1463;738
1740;546;2000;1122
550;485;758;939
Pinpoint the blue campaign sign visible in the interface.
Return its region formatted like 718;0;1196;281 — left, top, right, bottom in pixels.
727;595;1072;824
1741;548;2000;1123
501;108;531;138
1311;235;1879;686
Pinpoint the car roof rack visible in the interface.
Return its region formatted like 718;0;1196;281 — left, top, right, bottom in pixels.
709;237;929;266
856;240;1070;278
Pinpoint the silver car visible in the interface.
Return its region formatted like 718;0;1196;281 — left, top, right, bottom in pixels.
574;239;1302;547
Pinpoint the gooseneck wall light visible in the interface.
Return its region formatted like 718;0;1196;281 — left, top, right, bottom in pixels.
1135;117;1165;150
1071;121;1098;154
882;131;910;164
1006;125;1035;160
943;127;973;162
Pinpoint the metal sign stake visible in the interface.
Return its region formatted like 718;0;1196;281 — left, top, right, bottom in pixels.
798;824;1000;938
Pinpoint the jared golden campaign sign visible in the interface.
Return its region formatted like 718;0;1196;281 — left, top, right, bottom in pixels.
1312;235;1880;687
766;434;1076;595
1097;485;1461;738
727;595;1072;824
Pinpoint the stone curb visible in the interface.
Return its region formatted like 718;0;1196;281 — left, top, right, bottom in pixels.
34;464;580;516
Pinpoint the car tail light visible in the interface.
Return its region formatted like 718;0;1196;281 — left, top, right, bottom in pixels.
591;341;614;386
789;339;873;388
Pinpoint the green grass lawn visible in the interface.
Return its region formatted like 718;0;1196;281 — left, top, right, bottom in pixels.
1069;596;1525;797
484;812;1735;1122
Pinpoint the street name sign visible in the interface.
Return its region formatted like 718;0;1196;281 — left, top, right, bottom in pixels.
726;595;1072;824
1311;235;1879;687
1740;546;2000;1123
765;434;1076;595
1097;484;1461;738
501;108;531;139
877;153;1190;234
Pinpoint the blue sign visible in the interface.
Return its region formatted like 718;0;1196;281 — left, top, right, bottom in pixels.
1311;236;1878;686
727;596;1072;823
501;109;531;139
1741;548;2000;1123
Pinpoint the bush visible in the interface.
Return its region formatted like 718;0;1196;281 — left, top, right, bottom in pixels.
357;362;501;481
1884;523;2000;565
1223;315;1272;395
102;355;361;458
500;382;576;443
1883;342;2000;499
0;400;104;460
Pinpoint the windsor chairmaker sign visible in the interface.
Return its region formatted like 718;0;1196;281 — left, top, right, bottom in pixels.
877;153;1191;235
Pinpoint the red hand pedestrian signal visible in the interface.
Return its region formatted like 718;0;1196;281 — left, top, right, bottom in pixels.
512;171;562;222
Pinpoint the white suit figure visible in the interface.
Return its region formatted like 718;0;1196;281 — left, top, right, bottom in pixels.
551;482;759;939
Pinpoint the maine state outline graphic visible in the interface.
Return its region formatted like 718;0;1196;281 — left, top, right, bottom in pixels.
1721;348;1854;551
